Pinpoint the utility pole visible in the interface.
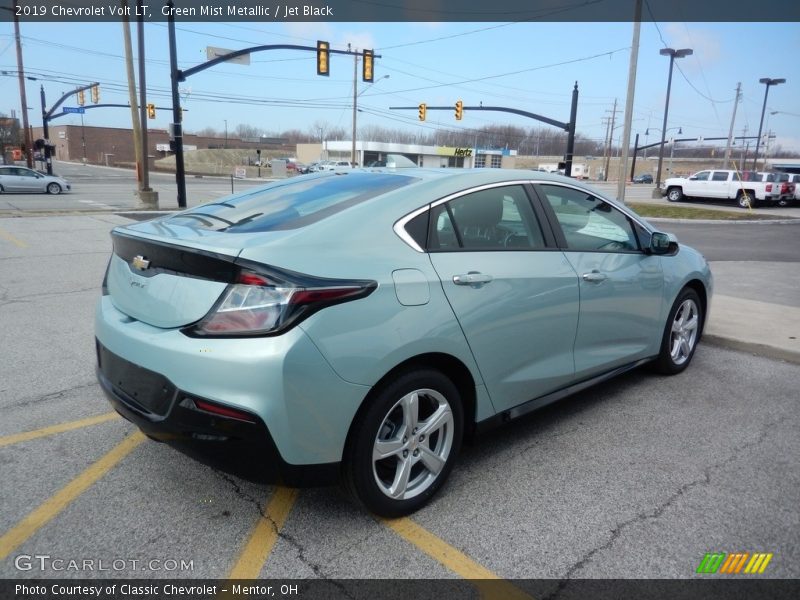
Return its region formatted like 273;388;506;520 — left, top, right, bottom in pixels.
723;82;741;168
13;0;33;167
601;116;612;181
616;0;642;203
136;0;157;207
603;99;618;182
121;1;142;188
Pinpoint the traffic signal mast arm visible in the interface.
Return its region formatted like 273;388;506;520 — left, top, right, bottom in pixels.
45;82;99;121
47;104;176;121
390;105;571;131
178;44;381;81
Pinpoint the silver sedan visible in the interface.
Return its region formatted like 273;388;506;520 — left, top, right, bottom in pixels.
0;166;71;194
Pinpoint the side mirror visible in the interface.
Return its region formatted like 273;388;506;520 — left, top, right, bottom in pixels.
688;176;697;180
649;232;679;256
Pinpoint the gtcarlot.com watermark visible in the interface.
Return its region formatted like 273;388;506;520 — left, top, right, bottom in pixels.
14;554;194;573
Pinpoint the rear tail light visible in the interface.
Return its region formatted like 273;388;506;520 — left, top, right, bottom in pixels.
184;264;376;337
766;183;773;192
189;398;257;423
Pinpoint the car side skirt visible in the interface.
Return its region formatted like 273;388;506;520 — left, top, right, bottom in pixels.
474;356;655;435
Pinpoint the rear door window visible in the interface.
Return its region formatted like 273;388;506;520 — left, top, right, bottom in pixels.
428;185;545;251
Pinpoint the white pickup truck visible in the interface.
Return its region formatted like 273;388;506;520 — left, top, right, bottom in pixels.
660;169;795;208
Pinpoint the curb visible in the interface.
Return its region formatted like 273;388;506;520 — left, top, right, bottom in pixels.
703;334;800;365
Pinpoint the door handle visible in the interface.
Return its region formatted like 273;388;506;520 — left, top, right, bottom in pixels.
453;272;493;286
582;270;608;283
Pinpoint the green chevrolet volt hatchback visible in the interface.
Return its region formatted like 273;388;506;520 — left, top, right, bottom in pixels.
95;168;712;516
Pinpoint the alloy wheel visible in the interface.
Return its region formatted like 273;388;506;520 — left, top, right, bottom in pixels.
669;298;699;366
372;388;455;501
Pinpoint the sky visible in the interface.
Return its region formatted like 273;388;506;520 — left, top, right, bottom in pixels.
2;17;799;153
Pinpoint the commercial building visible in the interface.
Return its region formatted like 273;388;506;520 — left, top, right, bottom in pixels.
298;141;518;169
29;124;289;167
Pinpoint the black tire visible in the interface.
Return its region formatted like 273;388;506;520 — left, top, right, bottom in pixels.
666;187;683;202
652;288;703;375
737;191;754;209
46;182;62;195
343;369;463;517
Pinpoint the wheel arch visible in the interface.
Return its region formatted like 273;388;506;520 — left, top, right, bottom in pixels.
343;352;477;457
683;278;709;334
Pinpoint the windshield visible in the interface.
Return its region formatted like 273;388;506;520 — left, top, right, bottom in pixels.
166;172;418;233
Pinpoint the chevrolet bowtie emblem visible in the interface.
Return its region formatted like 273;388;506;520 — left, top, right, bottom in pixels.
131;255;151;271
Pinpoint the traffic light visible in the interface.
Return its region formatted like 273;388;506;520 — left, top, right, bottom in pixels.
146;103;155;119
77;90;85;106
455;100;463;121
418;103;427;122
362;49;374;83
316;40;329;76
91;85;99;103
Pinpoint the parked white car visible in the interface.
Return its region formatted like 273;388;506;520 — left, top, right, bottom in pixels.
321;161;355;171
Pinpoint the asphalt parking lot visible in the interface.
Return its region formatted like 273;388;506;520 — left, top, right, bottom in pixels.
0;213;798;594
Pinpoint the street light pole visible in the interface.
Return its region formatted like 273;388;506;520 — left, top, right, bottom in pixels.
352;69;389;166
752;78;785;171
654;48;692;193
351;44;357;164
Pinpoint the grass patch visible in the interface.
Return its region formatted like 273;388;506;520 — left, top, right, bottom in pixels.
627;202;791;220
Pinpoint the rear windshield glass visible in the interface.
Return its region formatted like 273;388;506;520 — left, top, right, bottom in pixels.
166;172;418;233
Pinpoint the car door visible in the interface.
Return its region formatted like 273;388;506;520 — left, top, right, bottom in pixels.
684;171;710;197
426;183;579;412
707;170;731;198
0;167;25;192
17;168;43;192
535;183;665;379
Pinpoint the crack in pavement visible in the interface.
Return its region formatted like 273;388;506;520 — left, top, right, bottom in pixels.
6;286;100;303
0;250;109;263
4;381;99;409
214;471;355;597
543;419;782;600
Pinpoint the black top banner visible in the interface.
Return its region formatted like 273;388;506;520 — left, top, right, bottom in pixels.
1;0;799;23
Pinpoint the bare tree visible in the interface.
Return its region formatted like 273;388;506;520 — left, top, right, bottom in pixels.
195;126;219;137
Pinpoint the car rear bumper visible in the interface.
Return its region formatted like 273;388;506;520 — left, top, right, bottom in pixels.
95;296;370;478
96;340;340;486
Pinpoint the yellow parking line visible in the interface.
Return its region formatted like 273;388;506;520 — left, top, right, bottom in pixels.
0;228;27;248
383;517;534;600
226;487;299;579
0;431;145;560
0;412;120;448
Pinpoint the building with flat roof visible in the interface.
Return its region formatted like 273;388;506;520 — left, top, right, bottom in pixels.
29;125;290;167
298;141;518;169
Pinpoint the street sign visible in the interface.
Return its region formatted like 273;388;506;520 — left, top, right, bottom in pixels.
63;106;85;114
207;46;250;66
